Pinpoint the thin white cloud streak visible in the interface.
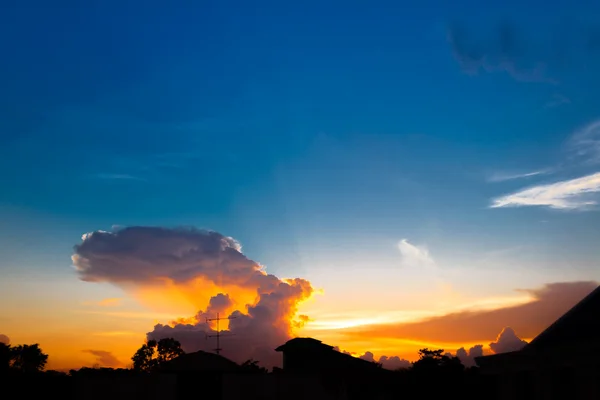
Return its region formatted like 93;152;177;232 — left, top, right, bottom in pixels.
487;169;550;183
94;173;147;182
491;172;600;210
568;119;600;165
304;310;439;331
544;93;571;109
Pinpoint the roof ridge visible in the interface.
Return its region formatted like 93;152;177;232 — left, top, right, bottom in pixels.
525;284;600;351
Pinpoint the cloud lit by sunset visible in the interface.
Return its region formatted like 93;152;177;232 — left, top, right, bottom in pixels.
71;226;314;366
1;220;597;370
2;0;600;376
58;225;597;368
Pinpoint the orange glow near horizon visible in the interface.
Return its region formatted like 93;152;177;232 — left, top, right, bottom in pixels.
5;296;536;371
1;274;555;371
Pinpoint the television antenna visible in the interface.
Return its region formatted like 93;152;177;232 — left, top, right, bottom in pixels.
205;312;236;355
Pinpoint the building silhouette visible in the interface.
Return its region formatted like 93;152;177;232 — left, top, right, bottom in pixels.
476;285;600;400
274;337;396;400
275;338;383;373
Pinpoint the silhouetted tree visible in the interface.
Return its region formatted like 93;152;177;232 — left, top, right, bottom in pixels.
73;366;131;375
132;338;184;371
0;343;10;372
132;341;155;371
155;337;184;363
412;348;463;372
9;344;48;372
413;348;444;368
240;359;268;373
404;348;466;400
44;369;68;377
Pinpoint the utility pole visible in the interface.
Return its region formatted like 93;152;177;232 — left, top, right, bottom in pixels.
206;312;236;355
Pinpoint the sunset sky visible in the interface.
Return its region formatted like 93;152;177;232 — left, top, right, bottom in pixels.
2;0;600;371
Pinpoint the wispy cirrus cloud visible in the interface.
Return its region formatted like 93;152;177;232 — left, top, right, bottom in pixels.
544;93;571;109
22;106;229;184
568;119;600;165
490;119;600;211
491;172;600;210
446;22;554;83
447;20;600;84
487;169;550;183
93;173;147;182
397;239;447;289
397;239;434;268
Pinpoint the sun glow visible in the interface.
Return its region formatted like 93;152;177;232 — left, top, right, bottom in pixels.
134;276;258;318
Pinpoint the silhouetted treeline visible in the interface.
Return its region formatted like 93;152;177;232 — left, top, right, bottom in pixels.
1;342;48;372
1;365;487;400
0;341;491;400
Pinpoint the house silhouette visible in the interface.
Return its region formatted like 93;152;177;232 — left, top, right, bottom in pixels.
476;284;600;400
275;337;383;373
157;350;242;400
274;337;397;400
159;350;241;373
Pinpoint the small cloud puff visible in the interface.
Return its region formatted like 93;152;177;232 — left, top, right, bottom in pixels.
398;239;434;268
83;350;122;368
489;327;528;354
359;351;412;370
455;345;484;367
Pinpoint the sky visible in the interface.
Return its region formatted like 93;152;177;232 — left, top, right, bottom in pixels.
1;0;600;370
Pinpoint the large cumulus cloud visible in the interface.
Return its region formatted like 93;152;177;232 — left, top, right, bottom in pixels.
72;226;313;367
74;227;260;285
0;334;9;345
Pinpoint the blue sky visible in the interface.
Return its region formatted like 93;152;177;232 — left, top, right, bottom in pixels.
2;1;600;366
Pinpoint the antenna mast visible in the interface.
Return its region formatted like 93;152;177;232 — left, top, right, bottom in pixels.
206;312;236;355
